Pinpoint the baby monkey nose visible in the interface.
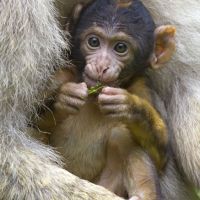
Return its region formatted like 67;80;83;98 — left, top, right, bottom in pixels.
97;66;109;80
99;66;109;77
95;54;111;79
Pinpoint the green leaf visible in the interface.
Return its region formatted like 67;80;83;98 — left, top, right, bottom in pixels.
88;83;104;95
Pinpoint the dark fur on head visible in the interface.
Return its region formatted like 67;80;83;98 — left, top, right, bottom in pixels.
71;0;156;78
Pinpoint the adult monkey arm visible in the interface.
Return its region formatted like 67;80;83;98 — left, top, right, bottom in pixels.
0;0;122;199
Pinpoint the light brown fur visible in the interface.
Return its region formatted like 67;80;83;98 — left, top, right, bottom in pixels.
37;2;176;199
37;69;167;199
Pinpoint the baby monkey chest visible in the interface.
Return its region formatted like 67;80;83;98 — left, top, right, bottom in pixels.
60;103;115;180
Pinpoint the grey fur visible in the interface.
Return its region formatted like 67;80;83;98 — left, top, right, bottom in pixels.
143;0;200;198
142;0;200;187
0;0;122;199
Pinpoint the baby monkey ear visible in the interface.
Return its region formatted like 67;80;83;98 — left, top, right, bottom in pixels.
66;3;85;32
150;25;176;69
72;3;85;23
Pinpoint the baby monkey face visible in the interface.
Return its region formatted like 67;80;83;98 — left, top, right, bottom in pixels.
80;26;136;87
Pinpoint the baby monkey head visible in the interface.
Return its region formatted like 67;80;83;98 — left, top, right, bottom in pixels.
71;0;176;87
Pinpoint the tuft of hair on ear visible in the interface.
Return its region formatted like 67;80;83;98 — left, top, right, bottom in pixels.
115;0;133;8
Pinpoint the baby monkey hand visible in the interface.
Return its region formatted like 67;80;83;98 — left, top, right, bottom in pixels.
98;87;136;120
55;82;88;114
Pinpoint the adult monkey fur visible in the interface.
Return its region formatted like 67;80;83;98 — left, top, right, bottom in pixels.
39;0;175;199
0;0;200;200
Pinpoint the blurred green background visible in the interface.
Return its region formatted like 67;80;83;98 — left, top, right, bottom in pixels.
197;190;200;200
197;190;200;198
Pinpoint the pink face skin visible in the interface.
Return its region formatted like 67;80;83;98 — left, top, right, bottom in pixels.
80;26;136;87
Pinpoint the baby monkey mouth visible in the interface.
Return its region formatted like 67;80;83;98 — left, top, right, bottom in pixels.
83;72;120;95
83;72;97;87
83;72;104;95
83;72;117;88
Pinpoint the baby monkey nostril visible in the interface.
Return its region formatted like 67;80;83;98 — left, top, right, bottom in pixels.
102;67;109;74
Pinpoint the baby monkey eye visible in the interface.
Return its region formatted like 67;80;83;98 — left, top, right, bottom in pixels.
114;42;128;54
88;36;100;48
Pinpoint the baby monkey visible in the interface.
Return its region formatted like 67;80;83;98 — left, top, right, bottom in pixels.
38;0;176;199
